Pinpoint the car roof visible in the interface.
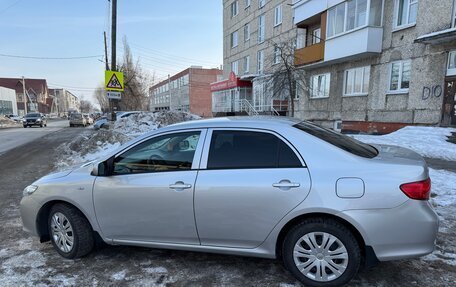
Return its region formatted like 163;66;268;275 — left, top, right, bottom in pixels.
163;116;302;131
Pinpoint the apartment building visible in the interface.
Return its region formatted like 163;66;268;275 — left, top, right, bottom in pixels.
150;67;222;118
48;88;80;116
0;78;51;115
216;0;296;115
292;0;456;132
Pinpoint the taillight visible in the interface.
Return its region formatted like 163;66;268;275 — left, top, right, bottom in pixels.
400;178;431;200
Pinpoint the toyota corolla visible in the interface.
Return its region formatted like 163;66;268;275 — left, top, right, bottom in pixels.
20;117;438;287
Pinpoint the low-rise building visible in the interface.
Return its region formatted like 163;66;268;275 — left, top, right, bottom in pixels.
292;0;456;132
0;78;50;115
0;87;18;116
150;67;222;117
48;88;80;116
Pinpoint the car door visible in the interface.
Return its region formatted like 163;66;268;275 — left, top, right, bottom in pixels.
194;129;311;248
93;129;206;245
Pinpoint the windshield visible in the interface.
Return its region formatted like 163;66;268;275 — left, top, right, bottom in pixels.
25;113;40;117
294;122;378;158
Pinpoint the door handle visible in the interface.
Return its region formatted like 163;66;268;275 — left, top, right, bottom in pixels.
273;180;300;189
169;181;192;190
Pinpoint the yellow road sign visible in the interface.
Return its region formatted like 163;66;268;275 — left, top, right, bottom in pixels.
105;70;124;91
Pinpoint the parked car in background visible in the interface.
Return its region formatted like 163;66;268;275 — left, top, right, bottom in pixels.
20;117;438;287
93;111;141;130
83;114;94;125
93;116;108;130
22;113;47;128
69;113;87;127
5;114;22;122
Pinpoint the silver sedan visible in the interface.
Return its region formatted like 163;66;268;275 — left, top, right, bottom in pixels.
20;117;438;287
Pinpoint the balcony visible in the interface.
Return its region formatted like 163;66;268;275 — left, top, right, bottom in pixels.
295;42;325;66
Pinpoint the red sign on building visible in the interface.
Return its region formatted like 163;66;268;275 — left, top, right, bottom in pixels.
210;72;251;92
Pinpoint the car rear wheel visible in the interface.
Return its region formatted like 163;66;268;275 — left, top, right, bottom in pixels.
282;218;361;287
48;203;94;259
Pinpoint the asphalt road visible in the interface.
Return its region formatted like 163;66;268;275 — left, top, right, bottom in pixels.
0;120;70;155
0;127;454;286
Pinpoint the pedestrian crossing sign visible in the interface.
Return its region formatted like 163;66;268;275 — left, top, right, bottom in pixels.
105;70;124;91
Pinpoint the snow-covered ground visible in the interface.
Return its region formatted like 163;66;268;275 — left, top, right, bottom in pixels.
354;126;456;161
0;116;20;128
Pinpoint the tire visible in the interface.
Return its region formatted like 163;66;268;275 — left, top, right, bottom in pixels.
48;203;94;259
44;123;47;127
23;125;27;128
40;124;43;127
282;218;361;287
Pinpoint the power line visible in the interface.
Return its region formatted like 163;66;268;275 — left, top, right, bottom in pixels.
0;53;104;60
0;0;23;16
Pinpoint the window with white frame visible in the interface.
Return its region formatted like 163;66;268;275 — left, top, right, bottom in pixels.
344;66;370;96
257;50;264;74
244;56;250;74
274;5;282;26
327;0;368;38
394;0;418;29
231;1;239;18
274;46;281;64
310;73;331;98
259;0;266;8
258;14;265;43
245;0;251;8
312;28;321;44
231;60;239;75
389;60;411;92
244;23;250;41
231;30;238;48
448;50;456;76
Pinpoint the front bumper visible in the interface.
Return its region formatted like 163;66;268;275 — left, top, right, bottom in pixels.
20;195;41;237
341;200;439;261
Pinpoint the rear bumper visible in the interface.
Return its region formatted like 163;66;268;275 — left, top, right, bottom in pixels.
341;200;439;261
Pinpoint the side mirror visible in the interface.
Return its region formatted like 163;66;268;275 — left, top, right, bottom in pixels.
91;162;107;176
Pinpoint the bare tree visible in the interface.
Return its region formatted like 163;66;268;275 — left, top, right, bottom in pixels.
118;37;154;111
79;98;94;113
266;37;307;117
93;85;110;113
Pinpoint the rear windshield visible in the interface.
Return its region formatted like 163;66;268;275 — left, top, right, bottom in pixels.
71;114;82;119
294;122;378;158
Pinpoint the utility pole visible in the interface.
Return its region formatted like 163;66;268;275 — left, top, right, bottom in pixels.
22;76;27;115
110;0;118;118
111;0;117;72
103;31;110;71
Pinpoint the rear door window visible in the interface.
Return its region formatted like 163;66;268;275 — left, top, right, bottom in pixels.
207;130;302;169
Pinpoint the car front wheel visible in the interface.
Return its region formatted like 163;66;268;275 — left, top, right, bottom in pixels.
48;203;94;259
282;218;361;287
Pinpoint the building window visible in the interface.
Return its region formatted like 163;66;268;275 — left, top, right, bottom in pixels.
231;60;239;75
231;30;238;48
274;46;281;64
244;56;250;74
257;50;264;74
258;14;265;43
327;0;368;38
310;73;331;98
344;66;370;96
259;0;266;8
245;0;251;8
389;60;411;93
312;28;321;44
448;50;456;76
244;23;250;41
274;5;282;26
231;1;239;18
394;0;418;29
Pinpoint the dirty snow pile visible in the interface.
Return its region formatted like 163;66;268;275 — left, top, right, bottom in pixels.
353;126;456;161
0;116;20;128
55;111;199;169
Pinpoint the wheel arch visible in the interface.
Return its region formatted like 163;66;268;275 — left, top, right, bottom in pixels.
275;212;378;268
36;200;99;243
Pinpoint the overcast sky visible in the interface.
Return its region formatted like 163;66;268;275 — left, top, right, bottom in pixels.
0;0;223;103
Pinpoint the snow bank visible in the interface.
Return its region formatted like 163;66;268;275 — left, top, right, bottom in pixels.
0;116;20;128
55;111;199;169
429;169;456;207
354;126;456;161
